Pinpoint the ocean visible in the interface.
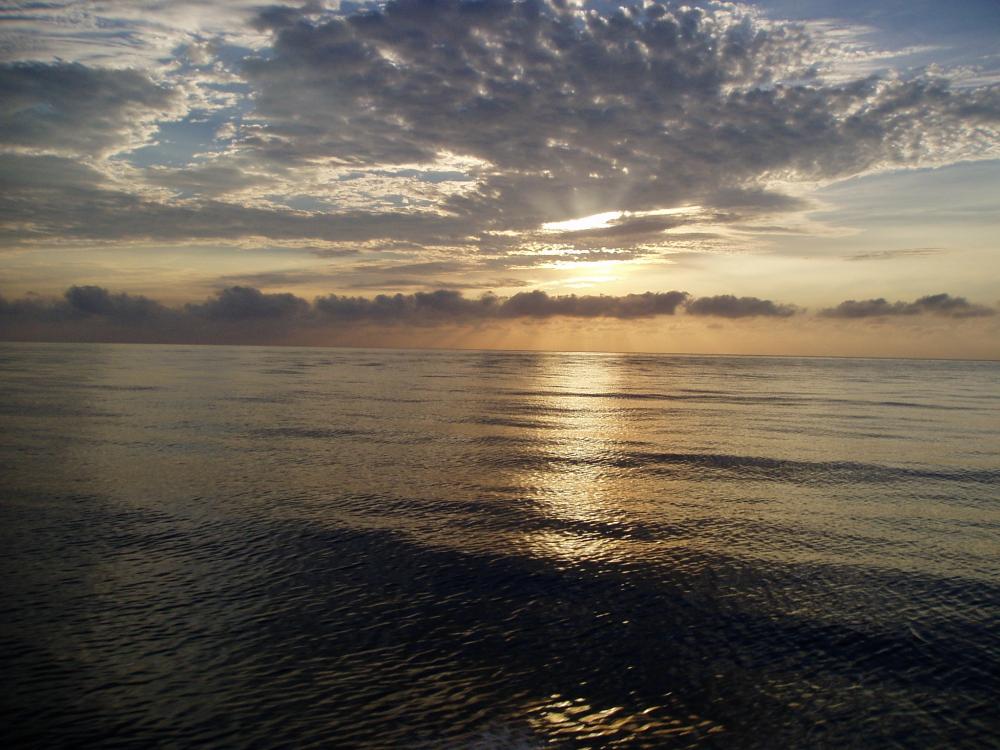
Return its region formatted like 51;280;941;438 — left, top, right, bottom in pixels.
1;342;997;747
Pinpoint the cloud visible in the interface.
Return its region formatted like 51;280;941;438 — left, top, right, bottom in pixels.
65;285;165;319
186;285;310;320
0;285;165;322
0;157;466;243
0;0;271;70
314;289;501;321
0;62;180;157
0;153;111;192
0;0;995;263
343;277;532;290
821;293;995;318
845;247;945;261
3;286;995;347
241;0;1000;228
313;288;691;320
143;164;270;197
499;290;689;318
686;294;798;317
0;285;689;328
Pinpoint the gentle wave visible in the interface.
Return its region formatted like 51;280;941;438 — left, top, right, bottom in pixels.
504;389;973;410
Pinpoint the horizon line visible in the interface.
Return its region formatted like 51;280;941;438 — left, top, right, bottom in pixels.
2;337;997;365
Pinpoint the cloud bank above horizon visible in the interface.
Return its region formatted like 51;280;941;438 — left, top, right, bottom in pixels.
3;285;996;358
3;283;993;325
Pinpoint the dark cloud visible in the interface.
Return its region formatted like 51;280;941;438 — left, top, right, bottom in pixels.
0;62;179;156
846;247;946;261
0;285;690;331
3;286;994;345
821;293;995;318
0;156;465;242
343;277;531;290
64;285;165;320
685;294;798;317
315;289;502;321
499;290;689;318
187;285;310;320
0;153;111;192
314;288;690;320
144;164;270;197
0;285;165;323
707;188;811;212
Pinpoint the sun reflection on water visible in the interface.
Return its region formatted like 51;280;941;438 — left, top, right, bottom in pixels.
510;353;651;569
521;692;725;745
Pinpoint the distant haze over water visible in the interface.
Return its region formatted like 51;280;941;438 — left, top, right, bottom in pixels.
1;343;998;746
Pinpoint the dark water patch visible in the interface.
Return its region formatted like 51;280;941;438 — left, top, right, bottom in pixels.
504;389;975;411
760;424;916;440
249;426;373;440
0;403;122;418
226;395;293;404
472;449;1000;488
873;399;971;410
2;497;997;748
462;434;557;448
632;452;1000;487
75;383;163;392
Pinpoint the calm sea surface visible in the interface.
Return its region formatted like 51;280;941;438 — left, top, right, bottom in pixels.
1;343;998;748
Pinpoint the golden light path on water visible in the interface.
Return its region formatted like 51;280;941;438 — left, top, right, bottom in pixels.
515;353;632;568
496;355;725;742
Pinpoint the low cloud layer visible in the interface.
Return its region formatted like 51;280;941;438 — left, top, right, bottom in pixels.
2;287;995;342
686;294;797;318
2;285;694;326
820;293;996;319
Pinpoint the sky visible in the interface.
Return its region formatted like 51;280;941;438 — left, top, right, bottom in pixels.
0;0;998;357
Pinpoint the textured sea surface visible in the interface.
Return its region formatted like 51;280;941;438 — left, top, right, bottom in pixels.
1;342;998;748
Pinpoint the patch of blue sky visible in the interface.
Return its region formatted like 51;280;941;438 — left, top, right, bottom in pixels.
815;159;1000;228
755;0;1000;68
125;115;232;167
124;84;253;168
